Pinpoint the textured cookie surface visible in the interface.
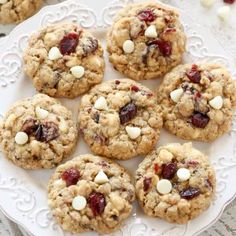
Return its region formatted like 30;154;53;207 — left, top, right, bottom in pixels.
0;0;42;24
157;63;236;141
135;143;216;224
24;22;105;98
78;78;163;160
48;154;135;234
107;2;186;80
0;94;78;169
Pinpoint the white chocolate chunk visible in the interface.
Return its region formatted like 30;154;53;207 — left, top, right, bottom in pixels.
177;168;191;182
0;0;8;4
35;106;49;119
125;126;141;139
156;179;172;194
59;120;68;133
70;66;85;79
200;0;215;8
145;25;158;38
209;96;223;109
15;132;28;145
217;6;230;21
170;88;184;103
123;40;135;54
48;47;63;60
94;96;108;110
72;195;87;211
94;170;109;184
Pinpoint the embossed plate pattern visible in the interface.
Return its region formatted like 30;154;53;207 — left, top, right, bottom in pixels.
0;0;236;235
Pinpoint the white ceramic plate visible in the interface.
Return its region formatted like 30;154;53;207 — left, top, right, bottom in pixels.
0;0;236;235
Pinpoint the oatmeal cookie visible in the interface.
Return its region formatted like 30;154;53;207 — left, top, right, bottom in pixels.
0;0;42;24
135;142;216;224
0;94;78;169
157;63;236;141
48;154;135;234
78;78;163;160
23;22;105;98
107;2;186;80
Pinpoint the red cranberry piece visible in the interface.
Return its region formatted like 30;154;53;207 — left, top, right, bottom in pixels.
115;80;120;85
143;177;152;192
131;85;140;92
22;118;38;135
59;32;80;55
61;168;80;187
163;28;176;34
224;0;235;3
137;9;156;22
186;64;201;83
162;163;177;179
119;103;137;124
154;163;159;174
88;192;106;216
179;187;200;200
147;39;172;57
187;160;199;167
191;112;210;128
35;121;59;142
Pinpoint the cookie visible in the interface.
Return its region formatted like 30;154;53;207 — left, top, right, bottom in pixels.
135;142;216;224
23;22;105;98
157;63;236;141
78;78;163;160
0;0;42;24
48;154;135;234
107;2;186;80
0;94;78;169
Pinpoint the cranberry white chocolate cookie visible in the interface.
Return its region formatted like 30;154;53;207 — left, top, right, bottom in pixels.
135;143;216;224
23;22;105;98
0;94;78;169
78;79;163;160
107;2;186;80
0;0;42;24
48;154;135;234
157;63;236;141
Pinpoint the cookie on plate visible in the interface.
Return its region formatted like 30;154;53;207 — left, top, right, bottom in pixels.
135;142;216;224
78;78;163;160
23;22;105;98
107;2;186;80
48;154;135;234
157;63;236;141
0;94;78;169
0;0;42;24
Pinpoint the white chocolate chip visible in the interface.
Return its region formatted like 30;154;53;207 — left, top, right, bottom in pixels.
15;132;28;145
145;25;158;38
217;6;230;21
48;47;63;60
0;0;8;4
59;120;68;133
156;179;172;194
200;0;215;8
177;168;191;182
35;106;49;119
70;66;85;79
94;96;108;110
170;88;184;103
123;40;135;54
72;195;87;211
209;96;223;109
125;126;141;139
94;170;109;184
54;179;64;187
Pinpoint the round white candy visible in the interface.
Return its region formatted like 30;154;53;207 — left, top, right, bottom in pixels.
145;25;158;38
209;96;223;110
48;47;63;60
125;126;141;139
72;195;87;211
15;132;29;145
217;6;230;22
94;170;109;184
123;40;135;54
156;179;172;194
177;168;191;182
94;96;108;110
70;66;85;79
0;0;8;4
35;106;49;119
200;0;215;8
170;88;184;103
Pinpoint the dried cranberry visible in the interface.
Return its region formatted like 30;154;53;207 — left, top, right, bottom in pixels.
35;121;59;142
224;0;235;3
179;187;200;200
163;28;176;34
119;103;137;124
191;112;209;128
22;118;38;135
187;160;199;167
83;37;98;55
61;168;80;187
147;39;172;57
154;163;159;174
162;163;177;179
137;9;156;22
143;177;152;192
115;80;120;85
186;65;201;83
88;192;106;216
59;32;80;55
131;85;140;92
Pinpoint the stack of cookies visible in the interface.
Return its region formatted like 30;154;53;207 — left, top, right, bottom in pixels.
1;1;236;234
